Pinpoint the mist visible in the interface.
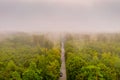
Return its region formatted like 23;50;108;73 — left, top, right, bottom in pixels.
0;0;120;33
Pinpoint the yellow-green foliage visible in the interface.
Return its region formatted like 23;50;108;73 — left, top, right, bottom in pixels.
0;34;61;80
65;34;120;80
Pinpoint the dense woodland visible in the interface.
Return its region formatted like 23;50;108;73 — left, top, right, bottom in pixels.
0;33;120;80
65;34;120;80
0;33;61;80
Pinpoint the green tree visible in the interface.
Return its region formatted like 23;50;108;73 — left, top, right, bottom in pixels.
22;62;42;80
11;71;22;80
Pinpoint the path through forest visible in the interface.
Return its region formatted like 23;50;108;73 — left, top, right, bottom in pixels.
59;42;67;80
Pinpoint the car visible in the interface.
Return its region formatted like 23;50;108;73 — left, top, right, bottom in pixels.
60;72;63;77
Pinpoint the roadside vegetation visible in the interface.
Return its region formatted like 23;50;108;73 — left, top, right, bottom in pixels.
65;33;120;80
0;33;61;80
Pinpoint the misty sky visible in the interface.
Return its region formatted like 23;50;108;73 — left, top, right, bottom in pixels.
0;0;120;32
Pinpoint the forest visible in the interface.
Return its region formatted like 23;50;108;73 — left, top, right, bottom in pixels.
65;33;120;80
0;32;120;80
0;33;61;80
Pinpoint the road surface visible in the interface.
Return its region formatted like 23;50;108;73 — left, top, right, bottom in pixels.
59;42;67;80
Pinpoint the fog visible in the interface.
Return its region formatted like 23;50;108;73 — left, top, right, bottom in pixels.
0;0;120;33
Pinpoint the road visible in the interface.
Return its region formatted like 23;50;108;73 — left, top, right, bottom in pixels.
59;42;67;80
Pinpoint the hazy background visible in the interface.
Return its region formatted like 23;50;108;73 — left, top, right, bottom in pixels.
0;0;120;33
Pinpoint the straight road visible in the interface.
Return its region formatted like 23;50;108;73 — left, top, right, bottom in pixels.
59;42;67;80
